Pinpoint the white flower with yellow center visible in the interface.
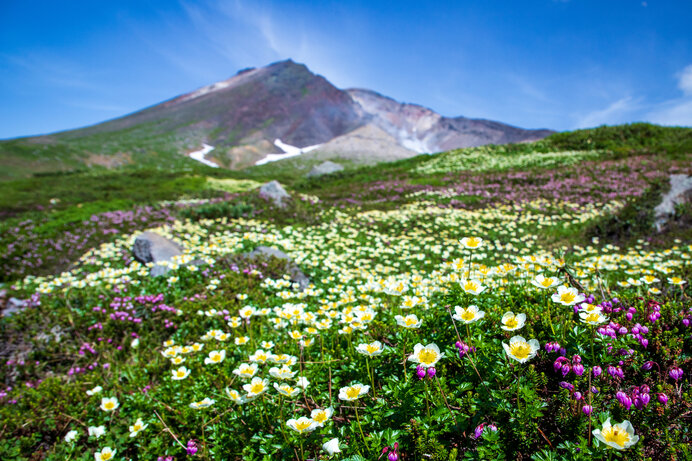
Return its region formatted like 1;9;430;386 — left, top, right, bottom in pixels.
460;279;486;295
233;363;258;379
225;387;246;404
269;365;296;380
170;356;186;365
204;350;226;365
128;418;148;437
582;304;602;314
460;236;483;249
238;306;255;319
592;418;639;450
501;312;526;331
249;349;269;363
261;340;275;349
395;314;423;329
502;336;539;363
579;311;608;325
453;305;485;324
288;330;303;340
648;287;662;295
286;417;317;434
189;397;214;409
626;278;642;287
531;274;560;289
384;281;408;296
668;276;686;286
191;343;204;352
408;343;443;368
171;366;191;380
94;446;116;461
640;275;660;284
235;336;250;345
355;341;384;357
274;382;301;398
551;286;585;306
311;407;334;427
100;397;119;412
338;383;370;401
86;385;102;396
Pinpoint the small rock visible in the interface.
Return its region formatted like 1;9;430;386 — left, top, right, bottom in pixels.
259;181;290;208
245;246;310;290
133;231;183;277
307;161;344;178
3;297;27;317
654;174;692;231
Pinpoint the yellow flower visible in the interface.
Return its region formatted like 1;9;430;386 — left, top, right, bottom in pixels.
338;383;370;401
408;343;443;368
502;336;539;363
592;418;639;450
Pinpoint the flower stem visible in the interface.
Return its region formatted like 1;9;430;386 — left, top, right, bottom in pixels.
366;357;376;398
354;406;367;449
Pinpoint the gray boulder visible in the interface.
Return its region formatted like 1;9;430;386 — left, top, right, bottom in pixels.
133;231;183;277
245;246;310;290
258;181;290;208
654;174;692;231
307;161;344;178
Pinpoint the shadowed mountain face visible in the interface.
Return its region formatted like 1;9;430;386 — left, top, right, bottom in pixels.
0;59;554;176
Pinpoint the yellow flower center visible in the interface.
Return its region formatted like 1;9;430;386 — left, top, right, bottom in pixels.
366;344;379;354
404;317;416;326
603;426;629;448
250;383;265;394
345;387;361;399
295;420;313;432
509;342;531;360
104;402;115;410
560;292;576;303
464;282;478;292
418;348;438;365
313;412;327;423
466;237;480;248
584;313;600;323
461;310;475;321
176;371;186;377
133;423;142;431
504;317;518;329
102;453;112;461
541;278;554;287
211;353;220;361
671;277;682;284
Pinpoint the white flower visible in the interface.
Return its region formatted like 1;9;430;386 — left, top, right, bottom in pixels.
100;397;119;412
296;376;310;389
130;338;140;349
395;314;423;329
171;366;191;380
94;446;116;461
579;311;608;325
460;279;486;295
189;397;215;409
129;418;148;437
311;407;334;427
453;305;485;324
64;429;79;443
355;341;384;357
232;363;258;379
460;236;483;249
204;350;226;365
551;286;585;306
86;385;103;396
323;437;341;455
243;377;269;398
502;336;540;363
286;417;317;434
500;312;526;331
88;425;106;439
225;388;246;404
338;383;370;401
408;343;444;368
269;365;296;380
592;418;640;450
531;274;560;289
274;382;301;398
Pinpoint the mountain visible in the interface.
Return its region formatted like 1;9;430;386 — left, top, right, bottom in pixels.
0;60;554;178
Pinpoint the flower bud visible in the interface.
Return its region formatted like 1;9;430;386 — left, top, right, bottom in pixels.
427;367;436;378
669;367;684;381
582;404;593;416
658;393;668;405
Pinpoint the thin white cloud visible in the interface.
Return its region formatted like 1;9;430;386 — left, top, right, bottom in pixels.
646;64;692;127
576;96;641;128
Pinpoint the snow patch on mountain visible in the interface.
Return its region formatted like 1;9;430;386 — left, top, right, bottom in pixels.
255;139;322;165
189;144;218;168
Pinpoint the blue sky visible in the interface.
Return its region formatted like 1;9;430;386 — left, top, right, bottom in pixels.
1;0;691;139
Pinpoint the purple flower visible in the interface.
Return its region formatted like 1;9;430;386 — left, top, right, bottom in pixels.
669;367;684;381
592;366;602;377
416;365;426;380
559;381;574;392
427;367;436;378
573;363;584;376
582;404;593;416
658;393;669;405
616;391;632;410
186;440;198;456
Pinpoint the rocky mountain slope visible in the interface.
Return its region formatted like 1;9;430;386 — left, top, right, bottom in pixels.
0;60;554;178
